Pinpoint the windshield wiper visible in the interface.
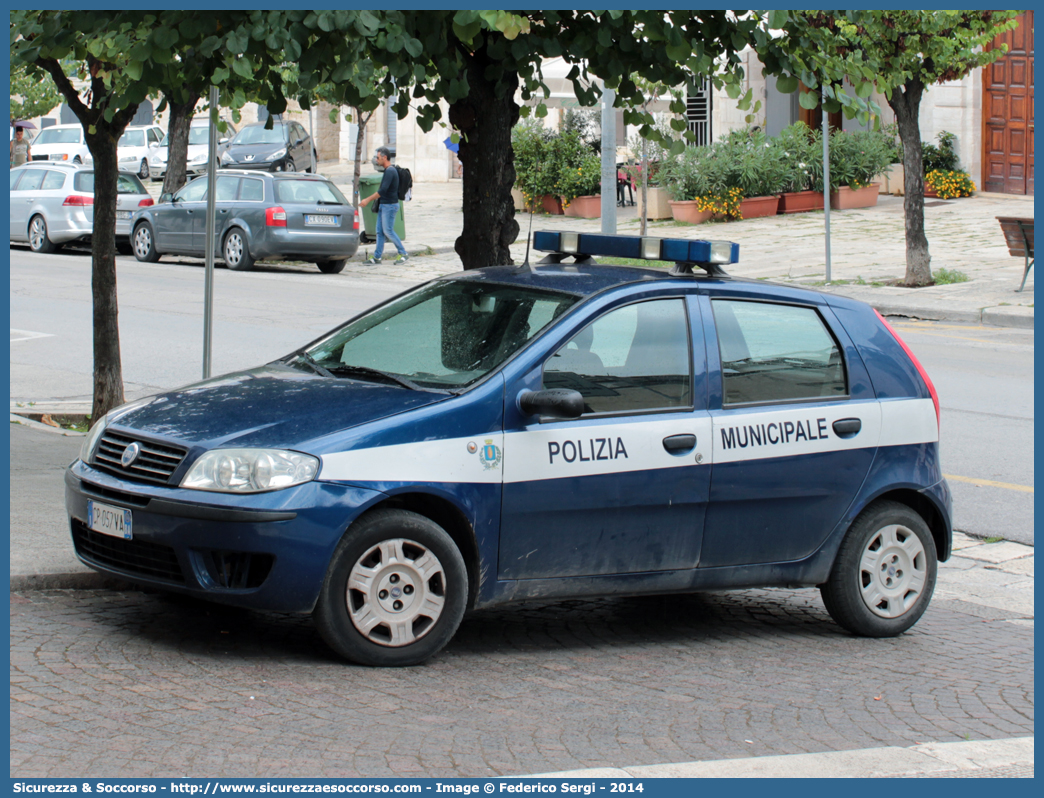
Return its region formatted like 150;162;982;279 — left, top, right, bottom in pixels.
292;351;334;378
326;364;426;391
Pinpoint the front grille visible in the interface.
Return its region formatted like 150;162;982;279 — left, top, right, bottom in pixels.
30;154;49;161
72;520;185;583
201;551;275;590
94;432;187;484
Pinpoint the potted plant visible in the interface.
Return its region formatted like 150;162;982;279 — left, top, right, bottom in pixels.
628;124;674;221
560;151;604;217
659;143;716;223
828;128;892;210
774;123;825;214
714;128;787;218
921;131;961;197
511;119;564;213
880;123;905;195
925;169;976;198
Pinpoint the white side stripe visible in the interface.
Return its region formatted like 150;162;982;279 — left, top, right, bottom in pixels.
317;398;939;485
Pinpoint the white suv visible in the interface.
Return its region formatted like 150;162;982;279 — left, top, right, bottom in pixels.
28;124;92;165
117;125;164;180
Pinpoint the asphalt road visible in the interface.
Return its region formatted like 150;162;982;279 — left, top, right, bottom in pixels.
10;246;1035;545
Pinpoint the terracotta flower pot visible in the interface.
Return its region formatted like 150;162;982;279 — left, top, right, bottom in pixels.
540;195;564;215
829;183;881;210
563;195;601;218
669;200;713;224
740;195;781;219
637;186;673;220
778;190;825;214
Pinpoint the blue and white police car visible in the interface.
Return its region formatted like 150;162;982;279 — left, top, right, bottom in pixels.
66;231;950;666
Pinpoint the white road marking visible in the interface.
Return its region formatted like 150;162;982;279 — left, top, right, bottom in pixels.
10;329;55;343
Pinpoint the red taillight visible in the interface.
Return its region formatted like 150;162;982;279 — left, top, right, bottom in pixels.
874;309;940;428
266;206;287;227
353;208;360;231
62;195;94;206
138;197;154;207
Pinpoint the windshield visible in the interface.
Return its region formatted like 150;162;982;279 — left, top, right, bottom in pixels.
275;179;349;205
118;130;145;147
160;128;212;147
233;125;286;146
297;280;579;390
35;128;81;145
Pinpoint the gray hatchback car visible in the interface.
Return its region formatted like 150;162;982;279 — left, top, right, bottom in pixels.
130;170;359;273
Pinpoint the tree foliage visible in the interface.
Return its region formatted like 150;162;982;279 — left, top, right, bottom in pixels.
9;61;63;121
759;10;1021;285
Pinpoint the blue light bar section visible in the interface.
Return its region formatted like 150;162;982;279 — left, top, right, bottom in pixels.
532;231;739;264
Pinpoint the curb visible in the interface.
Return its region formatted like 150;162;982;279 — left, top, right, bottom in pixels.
520;736;1034;779
9;413;86;435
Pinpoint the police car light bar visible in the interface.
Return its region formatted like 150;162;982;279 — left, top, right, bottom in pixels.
532;231;739;276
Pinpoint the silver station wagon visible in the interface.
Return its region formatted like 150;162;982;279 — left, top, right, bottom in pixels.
130;170;360;273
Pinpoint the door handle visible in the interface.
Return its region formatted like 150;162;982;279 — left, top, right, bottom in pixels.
832;418;862;437
663;434;697;453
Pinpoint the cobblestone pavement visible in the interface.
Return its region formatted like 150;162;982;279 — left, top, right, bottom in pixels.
11;536;1032;778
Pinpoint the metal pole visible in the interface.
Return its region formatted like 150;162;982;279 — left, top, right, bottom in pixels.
600;84;617;235
822;87;832;283
202;85;218;379
308;101;315;173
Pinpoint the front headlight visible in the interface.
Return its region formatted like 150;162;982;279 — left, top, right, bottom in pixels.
266;148;287;162
181;448;319;493
190;152;208;163
220;151;233;164
80;414;109;464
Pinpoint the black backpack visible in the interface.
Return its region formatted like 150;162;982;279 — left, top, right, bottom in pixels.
395;165;413;201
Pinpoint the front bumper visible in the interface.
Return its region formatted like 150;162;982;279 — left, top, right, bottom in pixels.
220;156;292;172
65;460;384;612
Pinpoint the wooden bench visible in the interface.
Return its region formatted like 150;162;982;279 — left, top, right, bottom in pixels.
997;216;1034;292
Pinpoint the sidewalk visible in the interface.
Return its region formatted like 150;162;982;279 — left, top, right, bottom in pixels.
314;162;1033;329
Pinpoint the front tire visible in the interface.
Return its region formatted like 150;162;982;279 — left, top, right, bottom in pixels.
139;159;150;180
317;258;347;274
284;158;296;173
821;500;937;637
223;228;255;271
28;215;59;254
132;222;160;262
314;509;468;667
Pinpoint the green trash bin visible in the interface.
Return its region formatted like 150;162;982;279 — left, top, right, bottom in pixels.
358;173;406;243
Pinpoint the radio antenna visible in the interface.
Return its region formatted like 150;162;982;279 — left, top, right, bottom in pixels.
520;203;535;271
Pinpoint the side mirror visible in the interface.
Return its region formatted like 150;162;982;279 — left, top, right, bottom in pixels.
219;137;229;144
518;389;585;420
160;192;174;204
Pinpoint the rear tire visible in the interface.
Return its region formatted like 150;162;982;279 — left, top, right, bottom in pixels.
317;259;347;274
132;222;160;262
223;228;255;271
821;500;937;637
314;510;468;667
28;215;59;254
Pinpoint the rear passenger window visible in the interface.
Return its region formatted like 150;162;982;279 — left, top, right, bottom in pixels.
240;178;264;201
215;175;239;201
41;171;66;190
14;169;46;191
544;299;691;415
713;300;846;405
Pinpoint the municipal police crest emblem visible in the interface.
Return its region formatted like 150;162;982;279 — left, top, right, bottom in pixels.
478;438;502;471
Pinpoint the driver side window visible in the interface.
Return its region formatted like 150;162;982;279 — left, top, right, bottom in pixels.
543;298;692;415
175;178;209;203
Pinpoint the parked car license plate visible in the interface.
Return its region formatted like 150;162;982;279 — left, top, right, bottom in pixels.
87;500;133;540
305;215;338;226
116;211;132;220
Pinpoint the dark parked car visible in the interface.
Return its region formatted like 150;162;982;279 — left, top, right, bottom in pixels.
219;120;316;173
67;231;950;667
130;170;359;273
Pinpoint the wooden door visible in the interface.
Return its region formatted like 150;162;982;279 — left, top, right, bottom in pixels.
983;11;1034;195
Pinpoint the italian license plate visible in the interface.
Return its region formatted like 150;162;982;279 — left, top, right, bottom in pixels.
116;211;132;220
305;214;338;226
87;500;133;540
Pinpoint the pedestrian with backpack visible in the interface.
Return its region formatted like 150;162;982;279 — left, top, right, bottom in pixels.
359;146;409;265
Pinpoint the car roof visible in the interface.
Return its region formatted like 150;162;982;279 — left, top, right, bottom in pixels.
240;120;291;127
212;169;330;182
124;124;160;130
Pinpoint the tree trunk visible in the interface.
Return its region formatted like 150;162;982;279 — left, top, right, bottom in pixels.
351;106;376;206
162;93;201;196
449;43;520;270
84;125;132;425
888;79;933;286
